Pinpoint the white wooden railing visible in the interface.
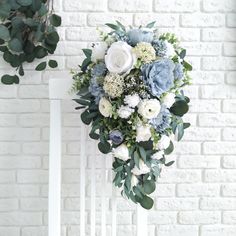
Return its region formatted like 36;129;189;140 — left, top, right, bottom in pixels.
48;78;147;236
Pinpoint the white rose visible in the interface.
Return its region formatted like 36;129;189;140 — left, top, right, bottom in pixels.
131;174;139;187
131;160;150;176
117;105;134;119
165;41;175;58
105;41;136;74
158;135;171;150
151;150;164;159
113;144;130;161
91;42;108;62
124;94;140;108
162;93;176;108
99;97;112;117
136;125;152;142
138;99;161;119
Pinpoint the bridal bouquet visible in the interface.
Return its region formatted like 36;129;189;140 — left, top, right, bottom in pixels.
72;21;192;209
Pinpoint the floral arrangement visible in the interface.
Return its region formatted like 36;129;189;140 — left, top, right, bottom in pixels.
72;21;192;209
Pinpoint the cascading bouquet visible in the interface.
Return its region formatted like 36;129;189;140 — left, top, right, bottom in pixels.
72;21;192;209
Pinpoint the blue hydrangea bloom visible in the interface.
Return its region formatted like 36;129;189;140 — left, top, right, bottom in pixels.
89;77;104;104
141;59;175;97
152;39;167;57
174;63;184;80
127;29;154;46
109;130;124;145
149;106;171;133
91;62;107;77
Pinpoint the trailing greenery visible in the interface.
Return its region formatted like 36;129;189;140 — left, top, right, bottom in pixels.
0;0;61;84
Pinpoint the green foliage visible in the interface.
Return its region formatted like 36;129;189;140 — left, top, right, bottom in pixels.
0;0;61;85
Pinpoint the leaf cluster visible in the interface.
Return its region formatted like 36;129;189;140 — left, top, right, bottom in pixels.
0;0;61;84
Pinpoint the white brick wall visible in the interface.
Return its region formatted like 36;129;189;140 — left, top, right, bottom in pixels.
0;0;236;235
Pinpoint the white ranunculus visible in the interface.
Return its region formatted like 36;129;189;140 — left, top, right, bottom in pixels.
113;144;130;161
136;125;152;142
138;99;161;119
117;105;134;119
99;97;113;117
131;174;139;187
165;41;175;58
91;42;108;62
162;93;176;108
124;94;140;108
105;41;136;74
151;150;164;159
158;135;171;150
131;160;150;176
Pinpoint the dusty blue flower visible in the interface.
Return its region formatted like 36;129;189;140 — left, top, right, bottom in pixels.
89;77;104;104
141;59;175;97
109;130;124;145
174;63;184;80
149;106;171;133
152;39;167;57
91;62;107;77
127;29;154;46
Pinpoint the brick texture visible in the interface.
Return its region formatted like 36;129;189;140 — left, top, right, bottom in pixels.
0;0;236;235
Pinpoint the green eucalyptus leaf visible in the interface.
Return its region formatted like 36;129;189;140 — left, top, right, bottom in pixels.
105;23;120;31
183;122;190;129
0;25;10;41
82;49;92;58
48;59;58;68
0;2;11;18
140;195;154;210
183;60;192;71
50;14;62;27
176;122;184;141
0;46;8;52
180;49;186;59
9;0;21;9
8;38;22;52
143;180;156;194
138;146;147;162
165;160;175;167
34;46;47;58
164;141;174;155
16;0;32;6
146;21;156;28
1;74;19;85
46;31;59;45
134;151;140;168
35;61;47;71
98;141;111;154
31;0;41;11
38;4;48;16
170;100;189;117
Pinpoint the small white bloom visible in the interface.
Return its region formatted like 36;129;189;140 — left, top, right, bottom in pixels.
158;135;171;150
165;41;175;58
162;93;176;108
117;105;134;119
151;150;164;159
99;97;113;117
136;125;152;142
138;99;161;119
131;160;150;176
113;144;130;161
91;42;108;62
131;174;139;187
124;94;140;108
105;41;136;74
